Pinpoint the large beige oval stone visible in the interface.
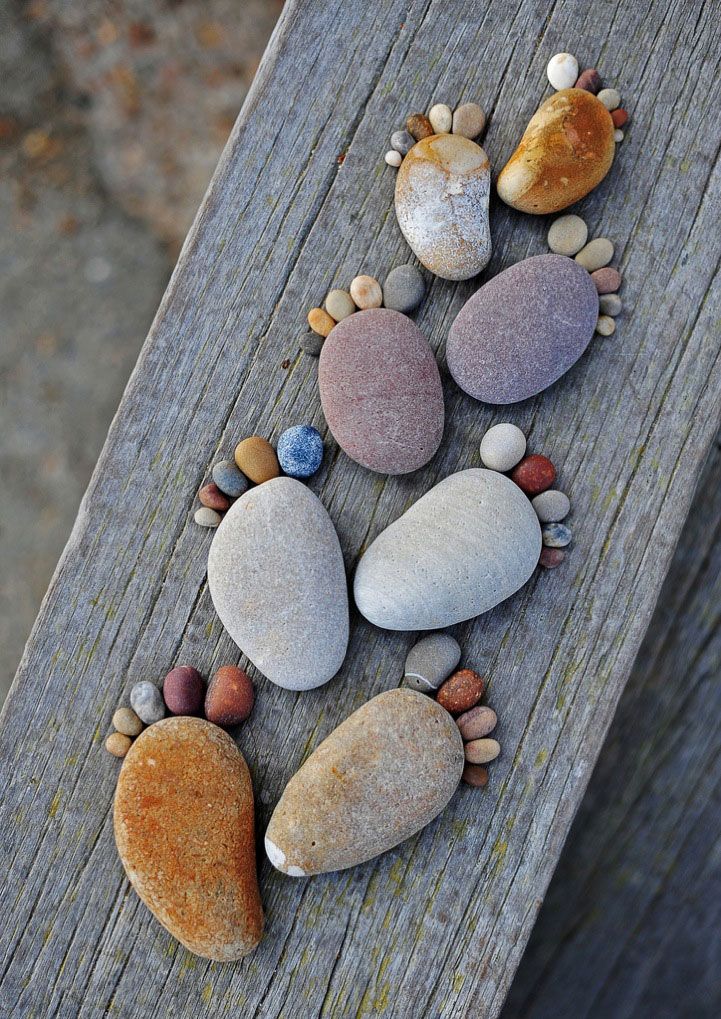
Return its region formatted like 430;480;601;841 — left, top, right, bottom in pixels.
497;88;615;214
114;717;263;960
265;689;463;875
395;134;491;280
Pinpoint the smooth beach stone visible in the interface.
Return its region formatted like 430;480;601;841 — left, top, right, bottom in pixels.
198;482;230;512
591;267;622;294
447;254;599;404
539;547;565;569
464;737;500;764
395;133;491;281
614;129;625;144
308;307;335;337
428;103;452;134
277;424;324;478
130;681;165;725
599;292;622;316
234;435;280;484
300;330;325;357
113;706;143;737
436;669;484;715
350;274;383;309
547;214;588;256
479;423;526;472
596;315;616;337
194;507;221;528
325;289;356;322
407;113;434;141
265;689;463;875
353;469;541;630
205;665;254;727
318;308;444;475
382;264;425;313
390;129;415;156
163;665;204;716
208;477;348;690
497;89;615;214
542;522;572;547
511;454;556;496
532;489;570;523
106;732;132;757
462;763;489;787
597;88;621;111
611;109;629;128
575;68;602;94
403;633;461;692
114;717;263;960
575;237;614;271
212;460;249;498
456;705;497;741
385;149;402;168
452;102;485;139
546;52;579;91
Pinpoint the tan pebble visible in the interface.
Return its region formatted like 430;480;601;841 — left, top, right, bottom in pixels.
106;731;132;757
428;103;452;134
464;737;500;764
325;289;356;322
547;214;588;256
575;238;614;272
234;436;280;484
462;763;489;788
406;113;434;141
452;102;485;139
595;314;616;337
597;88;621;111
350;275;383;309
307;307;335;337
194;507;221;528
614;128;624;143
385;149;402;168
456;705;497;741
113;707;144;737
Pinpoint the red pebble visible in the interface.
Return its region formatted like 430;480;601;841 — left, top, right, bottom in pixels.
462;763;489;788
510;455;556;496
163;665;205;715
539;547;566;569
574;68;602;94
611;108;628;128
436;669;485;715
199;483;230;512
205;665;255;727
591;267;622;294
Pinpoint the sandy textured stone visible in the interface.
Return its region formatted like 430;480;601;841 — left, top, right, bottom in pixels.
318;308;444;475
354;469;541;630
114;717;263;961
497;89;615;214
395;134;491;280
447;254;599;404
265;689;463;875
208;477;349;690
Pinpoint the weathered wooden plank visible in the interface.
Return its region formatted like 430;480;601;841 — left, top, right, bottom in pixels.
503;431;721;1019
1;2;720;1017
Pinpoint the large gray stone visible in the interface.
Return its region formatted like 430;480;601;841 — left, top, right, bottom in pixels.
208;477;349;690
353;469;541;630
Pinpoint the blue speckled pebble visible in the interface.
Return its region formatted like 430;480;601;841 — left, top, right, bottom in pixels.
542;522;572;548
129;681;166;725
277;425;324;479
212;459;249;498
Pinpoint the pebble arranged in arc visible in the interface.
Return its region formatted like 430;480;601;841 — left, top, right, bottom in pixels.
403;633;461;692
436;668;485;715
596;314;616;336
300;330;325;357
195;506;221;528
163;665;205;716
198;482;230;512
539;547;566;569
511;454;557;496
130;680;166;725
480;423;527;472
112;706;143;737
465;737;501;765
456;705;497;741
277;424;324;479
234;435;280;485
382;264;425;313
532;489;570;523
428;102;452;134
350;274;383;309
575;237;614;272
452;102;485;138
547;214;588;256
212;460;249;498
546;52;579;91
106;732;132;757
205;665;255;727
390;129;415;155
325;289;355;322
542;522;572;547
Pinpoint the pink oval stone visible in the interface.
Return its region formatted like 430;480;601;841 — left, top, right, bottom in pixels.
318;308;444;475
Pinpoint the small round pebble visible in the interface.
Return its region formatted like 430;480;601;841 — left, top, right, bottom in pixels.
546;52;579;91
300;330;325;357
277;424;324;478
456;705;497;741
406;113;433;141
205;665;255;726
385;149;402;168
130;681;166;725
574;68;602;94
428;102;452;134
307;307;335;337
390;129;415;155
547;214;588;256
194;507;221;528
575;238;614;272
350;274;383;309
163;665;205;716
596;314;616;337
531;490;570;523
382;264;425;313
510;454;556;496
597;88;621;111
325;289;356;322
464;738;500;765
212;460;249;498
480;423;527;472
591;267;622;294
403;633;461;692
106;732;132;758
539;547;566;569
451;102;485;139
436;669;485;715
198;482;230;512
112;707;144;737
234;435;280;484
599;293;622;316
542;522;572;548
462;763;489;788
611;108;628;128
614;129;624;143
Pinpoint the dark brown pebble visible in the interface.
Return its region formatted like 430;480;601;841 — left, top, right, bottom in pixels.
406;113;433;141
163;666;205;716
539;547;566;569
611;108;628;128
199;483;230;512
510;454;556;496
462;763;489;788
591;267;622;294
436;669;485;715
574;68;601;93
205;665;255;727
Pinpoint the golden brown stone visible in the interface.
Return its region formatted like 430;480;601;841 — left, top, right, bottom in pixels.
234;435;280;484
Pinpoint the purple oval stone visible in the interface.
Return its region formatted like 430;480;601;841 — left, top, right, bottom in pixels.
319;308;444;475
447;253;599;404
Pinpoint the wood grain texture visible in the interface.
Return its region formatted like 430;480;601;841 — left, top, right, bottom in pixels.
503;432;721;1019
1;1;720;1016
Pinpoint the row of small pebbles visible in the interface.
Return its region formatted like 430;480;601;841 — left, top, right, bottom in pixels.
385;101;485;166
304;265;425;354
546;53;629;142
547;215;623;336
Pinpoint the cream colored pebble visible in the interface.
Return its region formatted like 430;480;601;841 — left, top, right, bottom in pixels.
106;732;132;758
384;149;402;167
428;103;452;133
546;52;579;91
575;238;614;272
548;214;588;256
113;707;144;737
595;314;616;337
194;507;221;528
597;88;621;111
464;738;501;765
614;129;625;143
350;275;383;309
325;289;356;322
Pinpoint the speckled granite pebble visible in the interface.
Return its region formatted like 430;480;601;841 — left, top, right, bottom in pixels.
130;681;166;725
212;460;249;498
447;254;598;404
354;469;541;630
391;129;415;155
277;425;324;478
531;490;570;523
437;668;484;715
265;689;463;875
319;308;444;475
382;265;425;313
542;522;572;547
208;477;348;690
403;633;461;692
575;238;614;272
480;423;526;472
456;705;497;741
114;717;263;960
548;214;588;256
